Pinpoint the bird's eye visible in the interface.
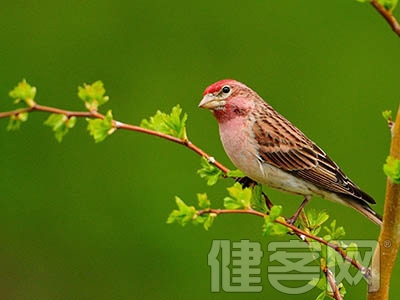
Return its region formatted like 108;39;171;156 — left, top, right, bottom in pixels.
222;86;231;94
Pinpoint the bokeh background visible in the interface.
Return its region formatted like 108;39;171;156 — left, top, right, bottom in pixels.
0;0;399;299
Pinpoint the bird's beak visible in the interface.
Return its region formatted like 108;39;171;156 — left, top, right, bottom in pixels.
198;94;225;110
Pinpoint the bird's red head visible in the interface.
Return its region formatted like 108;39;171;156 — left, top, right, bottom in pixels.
202;79;237;96
199;79;255;122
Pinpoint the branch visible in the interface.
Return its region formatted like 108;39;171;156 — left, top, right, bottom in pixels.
368;105;400;299
197;208;370;279
371;0;400;37
322;266;343;300
0;102;230;173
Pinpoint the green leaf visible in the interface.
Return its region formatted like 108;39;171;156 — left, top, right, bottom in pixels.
323;220;346;240
197;157;223;186
203;214;216;231
7;112;28;131
167;196;197;227
338;282;347;298
87;110;115;143
223;182;252;210
226;169;246;178
262;206;289;236
197;193;211;209
251;184;267;213
315;291;326;300
379;0;398;11
383;156;400;184
44;114;77;142
269;205;282;220
78;80;109;111
299;209;329;235
9;79;36;106
140;105;188;140
382;110;392;121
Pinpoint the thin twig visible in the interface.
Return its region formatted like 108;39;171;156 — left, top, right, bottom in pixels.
322;266;343;300
197;208;370;278
371;0;400;37
0;103;230;173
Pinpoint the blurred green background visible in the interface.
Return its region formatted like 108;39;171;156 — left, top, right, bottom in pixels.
0;0;398;299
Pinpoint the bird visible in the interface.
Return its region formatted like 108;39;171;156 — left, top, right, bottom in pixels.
198;79;382;226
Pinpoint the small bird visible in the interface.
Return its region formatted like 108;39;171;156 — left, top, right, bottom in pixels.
199;79;382;226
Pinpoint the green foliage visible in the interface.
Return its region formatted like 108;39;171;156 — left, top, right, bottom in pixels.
197;157;223;186
7;112;28;131
87;110;115;143
356;0;398;11
44;114;77;142
194;213;217;231
223;182;252;210
140;105;187;140
383;155;400;183
379;0;398;11
382;109;392;121
197;193;211;209
323;220;346;241
9;79;36;107
167;196;215;231
250;184;268;213
167;197;198;227
299;209;330;236
226;169;246;178
78;81;109;111
263;206;289;236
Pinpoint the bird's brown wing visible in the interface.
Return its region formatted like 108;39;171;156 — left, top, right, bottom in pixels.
252;103;375;204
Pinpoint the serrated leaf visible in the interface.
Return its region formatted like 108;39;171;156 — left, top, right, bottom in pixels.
299;209;329;235
44;114;77;142
324;220;346;240
78;80;109;111
263;216;289;236
223;182;252;209
251;184;267;213
262;206;289;236
140;104;188;140
383;156;400;184
87;110;115;143
315;291;326;300
382;110;392;121
9;79;36;106
379;0;398;11
6;112;29;131
197;193;211;209
226;169;246;178
197;157;223;186
203;214;216;231
269;205;283;220
167;196;197;227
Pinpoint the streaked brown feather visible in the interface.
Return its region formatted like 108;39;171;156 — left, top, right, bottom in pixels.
252;100;375;205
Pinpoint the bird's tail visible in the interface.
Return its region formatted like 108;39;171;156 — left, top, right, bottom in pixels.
347;199;383;226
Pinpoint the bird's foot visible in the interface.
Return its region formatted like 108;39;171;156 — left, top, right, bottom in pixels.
285;196;311;225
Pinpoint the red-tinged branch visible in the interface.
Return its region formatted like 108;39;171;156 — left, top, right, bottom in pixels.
368;105;400;300
371;0;400;37
0;103;230;174
322;266;343;300
197;208;370;278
